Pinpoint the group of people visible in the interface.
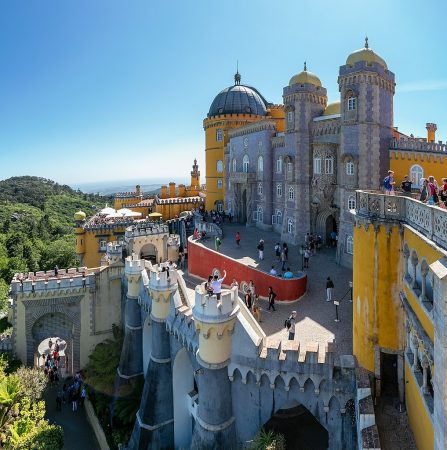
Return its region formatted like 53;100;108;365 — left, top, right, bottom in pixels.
384;170;447;207
42;338;62;384
56;372;86;412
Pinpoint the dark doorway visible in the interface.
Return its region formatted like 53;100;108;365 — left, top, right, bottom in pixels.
241;189;247;224
381;352;398;396
264;405;328;450
325;215;337;246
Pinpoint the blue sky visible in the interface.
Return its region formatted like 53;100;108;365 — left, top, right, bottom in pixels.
1;0;446;186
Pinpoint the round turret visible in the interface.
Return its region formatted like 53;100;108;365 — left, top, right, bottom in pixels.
289;62;322;87
323;102;340;116
346;37;387;69
74;210;86;221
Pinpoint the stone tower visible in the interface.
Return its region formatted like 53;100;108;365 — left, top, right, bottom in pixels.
337;38;395;266
283;62;327;241
128;263;178;449
190;286;240;449
117;255;144;384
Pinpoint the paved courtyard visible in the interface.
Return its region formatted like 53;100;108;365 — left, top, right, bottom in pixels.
189;223;353;358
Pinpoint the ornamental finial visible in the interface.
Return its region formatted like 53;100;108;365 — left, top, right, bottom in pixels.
234;60;241;85
365;36;369;49
304;61;307;71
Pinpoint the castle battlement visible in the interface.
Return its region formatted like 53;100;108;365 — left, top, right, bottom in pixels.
390;137;447;153
107;242;123;255
125;224;169;239
192;285;239;323
125;254;145;276
148;263;177;290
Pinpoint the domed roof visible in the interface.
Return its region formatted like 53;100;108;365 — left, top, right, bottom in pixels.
74;210;86;221
346;37;387;69
289;62;322;87
208;72;268;118
323;102;340;116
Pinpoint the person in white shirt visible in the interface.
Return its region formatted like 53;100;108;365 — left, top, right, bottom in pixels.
269;266;277;276
211;270;226;299
287;311;297;340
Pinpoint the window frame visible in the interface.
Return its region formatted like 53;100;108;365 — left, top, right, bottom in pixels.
325;157;334;175
287;218;294;234
410;164;424;187
216;129;223;142
257;155;264;172
276;184;283;198
217;179;223;189
348;195;356;210
257;182;263;195
313;157;322;175
346;161;354;175
276;158;282;174
232;158;237;173
242;154;249;173
346;235;353;255
347;97;357;111
288;187;295;200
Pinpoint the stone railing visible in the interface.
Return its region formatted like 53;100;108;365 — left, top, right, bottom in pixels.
355;190;447;250
390;137;447;153
229;172;256;184
125;224;169;239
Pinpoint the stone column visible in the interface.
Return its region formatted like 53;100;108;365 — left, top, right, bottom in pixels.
117;255;144;384
128;265;177;450
420;262;429;301
190;286;240;450
411;334;420;372
421;355;429;395
411;252;418;290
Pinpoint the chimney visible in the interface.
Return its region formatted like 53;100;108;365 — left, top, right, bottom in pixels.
178;184;186;197
161;185;167;199
426;123;437;143
169;182;176;198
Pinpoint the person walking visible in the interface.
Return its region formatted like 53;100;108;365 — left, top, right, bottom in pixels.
230;278;239;289
401;175;412;197
257;239;265;261
214;236;221;252
326;277;334;302
253;295;262;322
248;280;255;297
304;248;310;269
285;311;297;340
244;289;253;311
211;270;226;300
383;170;396;195
235;231;241;247
274;243;281;261
268;287;276;312
80;387;86;407
283;243;289;261
280;248;287;271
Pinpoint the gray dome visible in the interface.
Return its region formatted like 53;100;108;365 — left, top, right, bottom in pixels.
208;84;268;118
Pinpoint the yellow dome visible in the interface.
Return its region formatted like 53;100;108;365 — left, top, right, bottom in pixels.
346;37;387;69
323;102;340;116
289;62;322;87
74;210;86;221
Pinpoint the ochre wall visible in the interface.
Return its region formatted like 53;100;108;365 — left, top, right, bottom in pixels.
405;362;434;450
353;224;403;372
187;238;306;301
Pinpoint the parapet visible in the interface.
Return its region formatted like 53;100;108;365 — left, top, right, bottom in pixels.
390;136;446;153
125;254;145;276
192;285;239;324
148;262;178;291
125;223;169;240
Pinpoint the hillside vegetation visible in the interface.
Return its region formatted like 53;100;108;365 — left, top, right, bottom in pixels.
0;176;110;311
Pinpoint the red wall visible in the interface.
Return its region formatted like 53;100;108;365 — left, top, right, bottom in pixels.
187;238;307;302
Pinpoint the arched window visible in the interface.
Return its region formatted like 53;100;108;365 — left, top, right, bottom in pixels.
348;195;356;210
216;129;223;142
410;165;424;186
243;155;249;173
347;97;357;110
276;184;282;197
287;218;294;234
276;210;282;225
217;179;223;189
346;235;353;254
257;156;264;172
276;158;283;174
232;159;237;173
256;205;263;223
257;182;263;195
325;157;334;174
346;161;354;175
216;160;223;173
288;187;295;200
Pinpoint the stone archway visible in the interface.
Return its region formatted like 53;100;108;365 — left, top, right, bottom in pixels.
24;297;82;373
315;209;338;245
140;243;158;263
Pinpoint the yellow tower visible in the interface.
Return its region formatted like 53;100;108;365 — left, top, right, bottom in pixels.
426;122;437;143
74;210;86;265
203;72;270;211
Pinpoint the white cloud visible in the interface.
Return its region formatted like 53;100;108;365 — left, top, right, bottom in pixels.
398;80;447;93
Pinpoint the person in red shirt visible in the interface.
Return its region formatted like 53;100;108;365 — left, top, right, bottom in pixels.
235;232;241;247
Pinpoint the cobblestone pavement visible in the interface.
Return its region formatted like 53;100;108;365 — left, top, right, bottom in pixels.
193;223;353;358
375;396;417;450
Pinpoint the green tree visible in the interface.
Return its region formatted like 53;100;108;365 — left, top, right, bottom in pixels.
40;239;78;271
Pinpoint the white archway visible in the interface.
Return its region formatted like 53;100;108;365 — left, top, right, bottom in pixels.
142;315;152;374
173;347;195;449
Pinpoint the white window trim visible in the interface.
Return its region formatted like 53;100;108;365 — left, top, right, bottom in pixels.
346;235;353;254
216;129;223;142
346;161;354;175
287;218;294;234
258;156;264;172
243;155;249;173
232;159;237;173
276;184;283;197
257;183;263;195
314;158;321;175
410;164;424;187
325;157;333;175
347;97;357;111
276;158;282;174
287;111;294;123
288;187;295;200
348;195;356;210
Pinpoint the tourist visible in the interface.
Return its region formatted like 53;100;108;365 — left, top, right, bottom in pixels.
253;295;261;322
235;231;241;246
268;287;276;312
257;239;265;260
80;387;86;407
71;389;78;412
215;236;221;252
48;338;53;349
244;289;252;311
248;280;255;297
280;248;287;271
383;170;396;195
401;175;412;197
274;242;281;261
440;178;447;206
427;176;438;205
304;248;310;268
269;265;277;276
283;268;293;279
305;232;310;245
326;277;334;302
211;270;226;300
180;252;186;269
330;231;337;247
419;178;428;202
285;311;297;340
205;275;214;296
283;243;289;260
230;278;239;289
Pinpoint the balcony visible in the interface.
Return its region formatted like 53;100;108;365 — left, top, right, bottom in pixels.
229;172;256;184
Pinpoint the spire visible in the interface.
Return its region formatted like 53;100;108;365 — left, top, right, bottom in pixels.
234;60;241;85
365;36;369;49
304;60;307;71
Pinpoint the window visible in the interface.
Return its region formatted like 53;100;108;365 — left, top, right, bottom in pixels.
243;137;249;148
287;162;293;173
287;111;294;123
232;159;237;173
216;160;223;173
314;158;321;174
276;184;282;197
99;240;107;251
216;129;223;142
410;165;424;187
243;154;249;173
257;183;263;195
346;161;354;175
276;158;283;173
347;97;357;111
216;202;223;213
257;156;264;172
276;210;282;225
217;179;223;189
256;206;264;223
325;157;333;174
348;195;356;209
288;187;295;200
287;218;294;234
346;235;353;254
